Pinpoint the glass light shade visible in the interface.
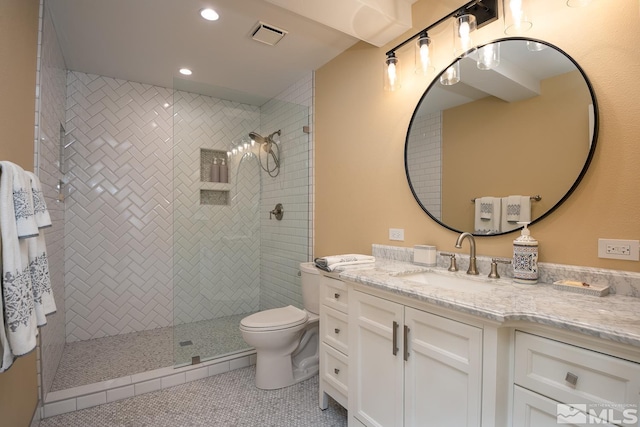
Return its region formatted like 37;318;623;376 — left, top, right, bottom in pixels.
504;0;533;34
440;62;460;86
383;53;402;91
477;43;500;70
415;34;435;75
526;41;546;52
454;14;477;57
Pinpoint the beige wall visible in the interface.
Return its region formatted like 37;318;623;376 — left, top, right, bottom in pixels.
442;71;590;231
0;0;40;425
316;0;640;272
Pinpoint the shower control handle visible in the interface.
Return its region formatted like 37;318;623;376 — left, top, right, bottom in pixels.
269;203;284;220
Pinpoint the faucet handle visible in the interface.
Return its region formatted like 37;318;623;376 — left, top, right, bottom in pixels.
440;252;458;272
488;258;511;279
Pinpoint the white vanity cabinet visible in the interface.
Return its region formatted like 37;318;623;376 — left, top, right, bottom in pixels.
319;274;350;410
348;289;483;427
512;331;640;427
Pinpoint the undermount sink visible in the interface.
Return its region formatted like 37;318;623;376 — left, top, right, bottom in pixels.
398;270;506;293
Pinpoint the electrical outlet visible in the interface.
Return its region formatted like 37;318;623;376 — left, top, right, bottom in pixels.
598;239;639;261
389;228;405;241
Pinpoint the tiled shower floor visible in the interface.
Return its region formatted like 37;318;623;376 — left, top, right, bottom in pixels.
51;312;257;391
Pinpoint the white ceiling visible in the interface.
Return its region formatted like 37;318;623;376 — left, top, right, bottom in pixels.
47;0;367;105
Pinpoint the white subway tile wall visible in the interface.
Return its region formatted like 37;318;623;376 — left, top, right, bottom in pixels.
259;74;312;310
406;111;442;219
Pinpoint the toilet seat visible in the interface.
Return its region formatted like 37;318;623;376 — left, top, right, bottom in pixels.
240;305;308;331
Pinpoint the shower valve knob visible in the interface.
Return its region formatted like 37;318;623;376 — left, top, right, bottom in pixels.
269;203;284;220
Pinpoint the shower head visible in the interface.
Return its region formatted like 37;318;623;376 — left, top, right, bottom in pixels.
249;130;281;153
247;130;282;177
249;131;265;145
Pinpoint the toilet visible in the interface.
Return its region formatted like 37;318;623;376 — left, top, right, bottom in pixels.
240;262;320;389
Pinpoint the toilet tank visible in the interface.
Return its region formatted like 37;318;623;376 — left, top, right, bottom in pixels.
300;262;320;315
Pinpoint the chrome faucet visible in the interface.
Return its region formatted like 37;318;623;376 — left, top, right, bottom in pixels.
455;232;479;275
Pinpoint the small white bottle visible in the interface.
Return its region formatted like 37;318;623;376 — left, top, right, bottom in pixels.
220;159;228;183
513;222;538;284
210;158;220;182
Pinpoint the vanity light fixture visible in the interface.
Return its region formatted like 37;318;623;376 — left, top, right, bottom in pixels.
503;0;533;34
477;42;500;70
440;62;461;86
382;0;498;91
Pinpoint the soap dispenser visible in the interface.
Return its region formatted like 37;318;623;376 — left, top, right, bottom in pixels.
513;222;538;284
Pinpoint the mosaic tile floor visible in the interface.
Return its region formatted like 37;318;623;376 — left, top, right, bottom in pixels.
40;366;347;427
51;313;256;391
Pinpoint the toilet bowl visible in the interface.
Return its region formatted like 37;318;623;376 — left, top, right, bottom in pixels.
240;262;321;390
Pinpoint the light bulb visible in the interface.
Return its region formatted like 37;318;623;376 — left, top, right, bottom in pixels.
383;53;401;91
440;62;460;86
415;34;434;75
232;148;237;155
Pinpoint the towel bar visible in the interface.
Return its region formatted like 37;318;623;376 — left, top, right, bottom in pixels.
471;195;541;203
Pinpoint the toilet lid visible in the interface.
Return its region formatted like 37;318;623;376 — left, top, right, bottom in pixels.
240;305;308;331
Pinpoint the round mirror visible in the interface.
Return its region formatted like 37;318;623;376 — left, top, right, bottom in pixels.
405;38;598;236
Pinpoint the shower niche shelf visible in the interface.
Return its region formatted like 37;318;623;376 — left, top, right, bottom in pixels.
200;189;228;206
200;148;230;205
200;148;229;183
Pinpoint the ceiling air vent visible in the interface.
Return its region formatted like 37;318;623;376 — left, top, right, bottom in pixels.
251;22;287;46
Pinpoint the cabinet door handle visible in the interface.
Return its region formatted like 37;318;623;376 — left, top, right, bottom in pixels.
404;325;410;361
334;293;340;299
565;372;579;386
334;328;340;334
392;321;399;356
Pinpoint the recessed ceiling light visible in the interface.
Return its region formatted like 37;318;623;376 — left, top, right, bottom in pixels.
200;8;219;21
179;68;192;76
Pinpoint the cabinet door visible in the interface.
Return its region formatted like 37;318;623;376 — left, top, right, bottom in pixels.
349;291;404;427
404;307;482;427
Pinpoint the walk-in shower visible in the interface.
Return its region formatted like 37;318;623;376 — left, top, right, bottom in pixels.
45;76;312;396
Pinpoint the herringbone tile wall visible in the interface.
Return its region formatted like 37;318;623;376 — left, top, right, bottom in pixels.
173;91;261;325
64;72;175;342
62;70;310;345
36;5;68;398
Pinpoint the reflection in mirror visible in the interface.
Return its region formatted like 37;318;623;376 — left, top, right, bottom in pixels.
405;38;597;236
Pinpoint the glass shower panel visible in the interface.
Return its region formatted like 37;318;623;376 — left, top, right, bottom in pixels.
171;78;311;367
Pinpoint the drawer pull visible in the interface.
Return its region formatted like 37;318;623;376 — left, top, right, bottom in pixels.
334;293;340;299
334;368;340;375
334;328;340;334
565;372;579;386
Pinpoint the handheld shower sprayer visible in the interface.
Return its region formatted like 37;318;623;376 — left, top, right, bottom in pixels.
248;130;281;177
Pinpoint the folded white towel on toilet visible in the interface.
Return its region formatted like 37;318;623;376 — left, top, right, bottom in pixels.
314;254;375;272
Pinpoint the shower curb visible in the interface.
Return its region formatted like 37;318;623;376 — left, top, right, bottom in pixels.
42;350;257;419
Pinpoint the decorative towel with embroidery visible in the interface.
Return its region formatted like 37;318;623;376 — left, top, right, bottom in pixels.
0;162;38;372
24;171;56;325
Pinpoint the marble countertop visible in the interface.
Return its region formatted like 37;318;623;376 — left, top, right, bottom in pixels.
333;259;640;349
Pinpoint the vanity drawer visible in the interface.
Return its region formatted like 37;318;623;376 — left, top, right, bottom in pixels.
321;275;348;313
514;332;640;412
320;342;348;400
320;305;348;355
